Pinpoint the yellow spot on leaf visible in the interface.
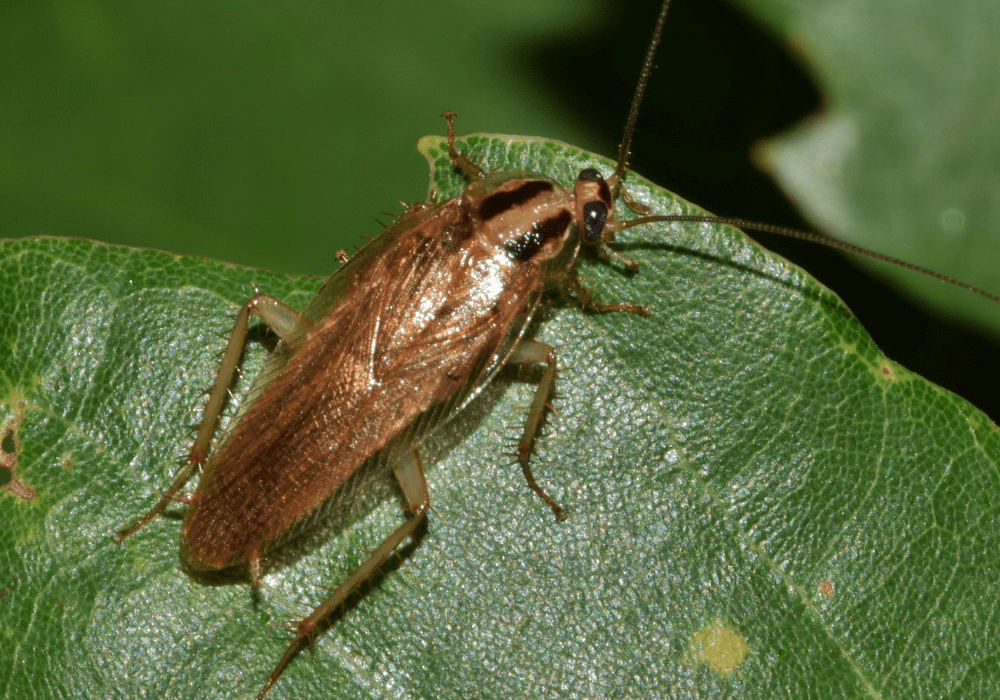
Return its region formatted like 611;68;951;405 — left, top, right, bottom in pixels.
687;618;748;678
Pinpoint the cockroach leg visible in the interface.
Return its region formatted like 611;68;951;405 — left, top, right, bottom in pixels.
191;295;310;464
248;546;263;590
564;276;649;317
615;184;652;217
593;241;641;274
115;294;310;543
501;273;649;525
506;340;565;521
442;111;485;181
167;491;194;505
256;446;429;700
113;459;200;542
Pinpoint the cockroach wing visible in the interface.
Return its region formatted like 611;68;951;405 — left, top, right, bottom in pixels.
234;202;456;425
180;192;551;572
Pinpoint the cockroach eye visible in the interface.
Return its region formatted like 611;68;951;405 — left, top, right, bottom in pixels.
577;168;603;183
582;200;608;242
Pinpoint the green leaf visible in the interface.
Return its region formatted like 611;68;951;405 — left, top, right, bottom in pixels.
2;134;998;699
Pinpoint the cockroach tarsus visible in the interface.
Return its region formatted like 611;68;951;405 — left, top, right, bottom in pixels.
112;0;1000;697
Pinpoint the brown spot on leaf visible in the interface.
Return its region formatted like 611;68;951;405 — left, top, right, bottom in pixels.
877;360;897;382
1;399;34;501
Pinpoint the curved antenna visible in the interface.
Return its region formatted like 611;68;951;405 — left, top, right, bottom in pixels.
612;214;1000;304
609;0;673;189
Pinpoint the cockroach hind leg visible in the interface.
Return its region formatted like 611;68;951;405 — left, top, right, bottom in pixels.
255;447;430;700
113;458;200;543
506;340;566;521
441;111;485;181
117;293;312;545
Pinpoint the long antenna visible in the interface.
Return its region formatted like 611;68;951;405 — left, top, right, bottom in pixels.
612;214;1000;304
610;0;673;188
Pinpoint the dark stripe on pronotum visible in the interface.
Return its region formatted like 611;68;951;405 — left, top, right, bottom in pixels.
478;181;554;221
504;210;573;261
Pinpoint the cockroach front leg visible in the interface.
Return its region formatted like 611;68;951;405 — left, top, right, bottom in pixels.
564;275;650;316
507;339;566;521
256;445;430;700
442;111;485;181
505;290;648;521
114;294;309;543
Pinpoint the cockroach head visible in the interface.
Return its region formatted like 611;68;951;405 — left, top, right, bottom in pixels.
573;166;641;273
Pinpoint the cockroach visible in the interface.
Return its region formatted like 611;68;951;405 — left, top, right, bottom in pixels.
113;0;1000;697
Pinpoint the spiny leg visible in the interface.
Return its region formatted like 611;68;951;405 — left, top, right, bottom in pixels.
504;277;649;520
255;447;430;700
442;111;485;181
507;339;566;521
564;275;649;316
114;294;309;542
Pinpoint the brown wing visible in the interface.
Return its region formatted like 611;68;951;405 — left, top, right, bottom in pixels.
181;199;541;569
